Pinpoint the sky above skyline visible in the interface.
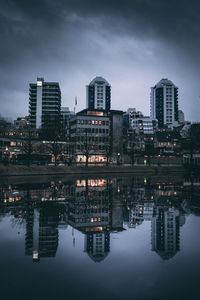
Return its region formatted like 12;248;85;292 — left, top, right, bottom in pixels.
0;0;200;121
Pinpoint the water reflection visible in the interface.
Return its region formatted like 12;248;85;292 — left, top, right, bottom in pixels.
0;175;200;263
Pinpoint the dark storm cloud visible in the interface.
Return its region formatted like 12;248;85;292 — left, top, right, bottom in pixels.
0;0;200;120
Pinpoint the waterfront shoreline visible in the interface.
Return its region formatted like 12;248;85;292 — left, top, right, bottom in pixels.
0;164;184;177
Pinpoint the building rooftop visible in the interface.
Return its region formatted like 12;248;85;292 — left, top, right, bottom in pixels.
89;76;110;86
76;108;124;116
154;78;177;88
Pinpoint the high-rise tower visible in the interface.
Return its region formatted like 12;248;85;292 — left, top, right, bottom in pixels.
29;77;61;129
150;78;179;128
86;76;111;110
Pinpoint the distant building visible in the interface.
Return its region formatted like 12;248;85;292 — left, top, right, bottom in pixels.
29;77;61;129
61;107;74;128
150;78;179;129
123;108;143;128
14;116;30;129
154;130;181;154
178;109;185;124
61;107;75;137
86;76;111;110
109;110;124;159
124;108;158;135
131;117;158;135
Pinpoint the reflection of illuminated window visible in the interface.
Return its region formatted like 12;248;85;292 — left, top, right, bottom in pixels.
33;250;39;260
76;179;86;187
88;179;107;187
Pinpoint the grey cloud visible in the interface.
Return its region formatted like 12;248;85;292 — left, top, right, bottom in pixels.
0;0;200;121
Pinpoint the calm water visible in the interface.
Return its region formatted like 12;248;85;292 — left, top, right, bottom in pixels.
0;174;200;300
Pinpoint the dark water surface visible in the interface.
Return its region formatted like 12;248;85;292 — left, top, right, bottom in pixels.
0;174;200;300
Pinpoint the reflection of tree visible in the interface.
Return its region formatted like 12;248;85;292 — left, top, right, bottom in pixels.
11;217;26;228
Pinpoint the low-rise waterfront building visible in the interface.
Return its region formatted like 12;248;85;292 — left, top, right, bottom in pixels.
70;109;123;164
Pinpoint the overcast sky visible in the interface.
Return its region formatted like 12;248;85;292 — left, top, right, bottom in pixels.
0;0;200;121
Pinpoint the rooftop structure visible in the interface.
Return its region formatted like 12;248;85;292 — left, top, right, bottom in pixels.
86;76;111;111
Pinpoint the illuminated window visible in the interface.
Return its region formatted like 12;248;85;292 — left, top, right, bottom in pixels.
87;111;103;116
37;81;43;86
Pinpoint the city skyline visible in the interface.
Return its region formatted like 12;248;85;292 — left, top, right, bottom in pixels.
0;0;200;122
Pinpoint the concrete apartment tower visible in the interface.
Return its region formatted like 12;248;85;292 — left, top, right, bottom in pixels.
150;78;179;129
29;77;61;129
86;76;111;110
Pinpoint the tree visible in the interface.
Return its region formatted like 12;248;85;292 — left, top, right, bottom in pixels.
39;119;66;166
123;129;136;166
181;123;200;164
105;143;111;166
0;115;12;131
21;128;36;167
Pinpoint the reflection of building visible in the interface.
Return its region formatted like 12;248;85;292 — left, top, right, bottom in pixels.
25;203;67;262
151;207;184;260
86;76;111;110
126;202;154;228
84;232;110;262
67;178;112;263
68;179;110;231
111;178;124;230
0;176;190;264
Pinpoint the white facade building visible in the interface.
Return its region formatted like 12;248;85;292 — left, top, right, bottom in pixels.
86;76;111;110
150;78;179;129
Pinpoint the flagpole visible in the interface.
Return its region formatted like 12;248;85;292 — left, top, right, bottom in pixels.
74;96;77;114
